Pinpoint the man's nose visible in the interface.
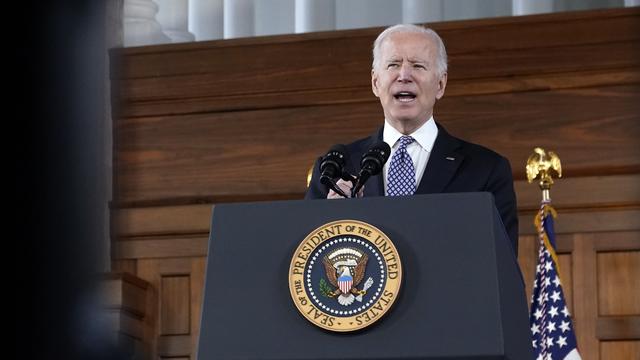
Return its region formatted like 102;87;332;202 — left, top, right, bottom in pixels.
397;63;413;82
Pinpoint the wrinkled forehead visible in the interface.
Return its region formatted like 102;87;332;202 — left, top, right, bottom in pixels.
379;32;437;61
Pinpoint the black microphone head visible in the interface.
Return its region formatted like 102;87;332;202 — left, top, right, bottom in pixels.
319;144;347;182
360;141;391;176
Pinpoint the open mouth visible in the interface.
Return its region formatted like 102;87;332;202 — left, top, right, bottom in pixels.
393;91;416;103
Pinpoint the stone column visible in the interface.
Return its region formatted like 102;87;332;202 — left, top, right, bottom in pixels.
512;0;553;15
123;0;171;46
155;0;196;43
295;0;335;33
402;0;444;24
224;0;255;38
189;0;224;41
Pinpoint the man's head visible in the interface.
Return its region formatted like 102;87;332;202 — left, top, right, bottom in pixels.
371;24;448;134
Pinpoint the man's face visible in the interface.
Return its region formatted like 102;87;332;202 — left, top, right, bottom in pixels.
372;32;447;133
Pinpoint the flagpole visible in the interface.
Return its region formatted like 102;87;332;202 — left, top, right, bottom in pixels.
526;148;582;360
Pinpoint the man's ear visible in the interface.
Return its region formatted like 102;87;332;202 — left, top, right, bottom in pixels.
436;72;447;100
371;69;380;97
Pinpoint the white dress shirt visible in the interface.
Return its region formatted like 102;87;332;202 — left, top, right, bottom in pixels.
383;117;439;196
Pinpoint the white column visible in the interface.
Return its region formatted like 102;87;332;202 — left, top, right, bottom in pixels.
189;0;224;41
625;0;640;6
512;0;553;15
443;0;511;21
402;0;443;24
255;0;295;36
336;0;402;30
155;0;195;43
224;0;255;38
123;0;171;46
295;0;335;33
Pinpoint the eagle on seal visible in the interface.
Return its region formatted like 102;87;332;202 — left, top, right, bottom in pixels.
323;248;370;306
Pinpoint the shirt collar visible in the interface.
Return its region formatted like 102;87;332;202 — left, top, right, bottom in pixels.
383;116;438;152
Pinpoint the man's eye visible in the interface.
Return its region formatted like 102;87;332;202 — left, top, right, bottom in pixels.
414;64;426;69
387;63;399;68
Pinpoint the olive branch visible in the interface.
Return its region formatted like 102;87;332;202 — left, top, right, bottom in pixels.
319;278;333;297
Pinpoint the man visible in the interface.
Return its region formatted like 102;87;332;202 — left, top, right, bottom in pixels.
306;24;519;255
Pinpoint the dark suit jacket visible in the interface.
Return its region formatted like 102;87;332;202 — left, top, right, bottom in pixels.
305;123;519;256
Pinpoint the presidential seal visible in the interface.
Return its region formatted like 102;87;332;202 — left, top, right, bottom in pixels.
288;220;402;332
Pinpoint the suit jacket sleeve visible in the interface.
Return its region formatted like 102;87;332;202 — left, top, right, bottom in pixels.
486;155;519;256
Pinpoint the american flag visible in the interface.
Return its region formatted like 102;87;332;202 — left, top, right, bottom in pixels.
530;203;582;360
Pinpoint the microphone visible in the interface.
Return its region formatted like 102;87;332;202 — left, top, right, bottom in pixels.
319;144;350;198
351;141;391;197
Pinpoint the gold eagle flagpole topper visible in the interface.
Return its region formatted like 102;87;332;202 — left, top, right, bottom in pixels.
526;147;562;202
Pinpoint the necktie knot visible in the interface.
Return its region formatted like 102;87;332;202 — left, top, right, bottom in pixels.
398;135;415;149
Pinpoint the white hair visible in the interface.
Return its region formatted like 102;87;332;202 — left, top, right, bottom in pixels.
372;24;448;75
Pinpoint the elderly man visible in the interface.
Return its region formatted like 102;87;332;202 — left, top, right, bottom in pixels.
305;24;519;255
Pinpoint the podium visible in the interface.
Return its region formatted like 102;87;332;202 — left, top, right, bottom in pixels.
197;193;533;359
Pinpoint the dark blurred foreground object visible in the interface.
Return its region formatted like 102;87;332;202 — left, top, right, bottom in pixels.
15;1;135;359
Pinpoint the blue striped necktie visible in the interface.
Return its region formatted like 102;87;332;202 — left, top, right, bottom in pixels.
387;135;416;196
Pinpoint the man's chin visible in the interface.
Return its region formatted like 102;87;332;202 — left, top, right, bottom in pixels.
388;113;424;125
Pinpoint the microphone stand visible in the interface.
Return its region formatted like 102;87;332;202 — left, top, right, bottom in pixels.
321;172;358;198
351;167;372;198
321;176;349;198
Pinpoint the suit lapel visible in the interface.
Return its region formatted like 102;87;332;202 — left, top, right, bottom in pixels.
416;123;464;194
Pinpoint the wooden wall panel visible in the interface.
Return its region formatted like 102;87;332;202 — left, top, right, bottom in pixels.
571;232;640;360
518;234;537;307
135;257;206;359
597;317;640;340
114;204;212;236
600;341;640;360
597;251;640;316
160;276;190;335
573;234;600;360
436;85;640;179
114;85;640;205
110;7;640;360
514;174;640;211
117;39;638;111
115;236;208;259
117;67;640;118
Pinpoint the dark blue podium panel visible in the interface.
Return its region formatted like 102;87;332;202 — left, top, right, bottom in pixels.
198;193;532;360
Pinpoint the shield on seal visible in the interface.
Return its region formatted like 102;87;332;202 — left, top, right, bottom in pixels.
337;269;353;294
